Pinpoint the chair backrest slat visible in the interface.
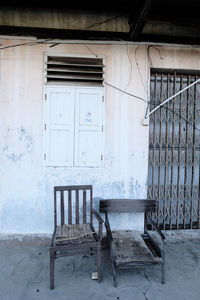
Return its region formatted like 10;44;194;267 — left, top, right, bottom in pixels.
54;189;57;227
75;190;79;224
60;190;65;226
68;190;72;225
90;188;93;224
54;185;93;228
99;199;157;214
83;190;87;223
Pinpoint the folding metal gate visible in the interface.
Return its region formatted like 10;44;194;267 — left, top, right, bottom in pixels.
148;69;200;229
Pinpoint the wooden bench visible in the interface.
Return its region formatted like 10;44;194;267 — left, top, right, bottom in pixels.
99;199;166;287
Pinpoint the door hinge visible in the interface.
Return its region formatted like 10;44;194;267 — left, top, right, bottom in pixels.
102;125;104;132
44;124;47;131
45;93;47;100
101;154;103;161
102;96;104;102
44;154;47;160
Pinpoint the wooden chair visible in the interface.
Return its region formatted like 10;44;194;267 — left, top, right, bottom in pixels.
50;185;104;289
99;199;166;287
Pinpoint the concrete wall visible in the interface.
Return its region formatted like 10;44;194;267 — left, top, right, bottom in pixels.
1;39;200;234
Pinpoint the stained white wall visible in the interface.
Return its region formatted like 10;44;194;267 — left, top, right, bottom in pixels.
0;39;200;234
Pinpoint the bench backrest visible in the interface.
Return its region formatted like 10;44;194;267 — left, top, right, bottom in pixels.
54;185;93;228
99;199;157;214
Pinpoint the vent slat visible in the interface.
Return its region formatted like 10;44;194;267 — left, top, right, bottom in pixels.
46;74;102;81
47;61;103;67
46;68;104;74
47;80;103;87
46;56;104;86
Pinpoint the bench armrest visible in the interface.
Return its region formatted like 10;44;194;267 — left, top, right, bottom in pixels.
145;216;166;270
147;216;165;241
104;212;113;242
50;228;56;246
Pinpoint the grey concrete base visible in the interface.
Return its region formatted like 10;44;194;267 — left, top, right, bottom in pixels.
0;233;200;300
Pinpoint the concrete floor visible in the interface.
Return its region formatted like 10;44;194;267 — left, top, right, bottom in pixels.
0;232;200;300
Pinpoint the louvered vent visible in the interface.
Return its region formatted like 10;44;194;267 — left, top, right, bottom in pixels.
46;56;104;86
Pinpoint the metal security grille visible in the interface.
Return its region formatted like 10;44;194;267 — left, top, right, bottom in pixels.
45;56;104;86
148;69;200;230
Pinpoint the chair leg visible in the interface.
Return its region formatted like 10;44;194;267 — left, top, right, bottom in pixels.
96;245;102;283
161;262;165;284
50;248;55;289
90;247;94;257
111;261;118;287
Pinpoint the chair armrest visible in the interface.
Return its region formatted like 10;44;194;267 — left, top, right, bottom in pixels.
92;209;104;224
50;228;56;246
147;216;166;241
92;209;104;241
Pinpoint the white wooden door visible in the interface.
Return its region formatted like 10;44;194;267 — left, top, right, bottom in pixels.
44;87;75;166
74;88;104;167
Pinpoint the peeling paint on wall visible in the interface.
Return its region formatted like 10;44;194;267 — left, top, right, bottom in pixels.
2;127;34;162
6;153;24;162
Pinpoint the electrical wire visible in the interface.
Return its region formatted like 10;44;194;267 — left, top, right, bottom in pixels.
105;80;200;132
147;45;163;66
0;39;53;50
148;78;200;116
135;45;148;94
86;45;200;133
79;15;123;31
104;81;149;103
159;104;200;133
1;28;199;133
150;45;163;58
0;15;124;50
50;15;124;48
85;46;101;61
123;43;132;93
86;45;146;103
150;95;200;133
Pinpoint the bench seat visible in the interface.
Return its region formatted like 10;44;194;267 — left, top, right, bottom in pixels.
112;230;161;265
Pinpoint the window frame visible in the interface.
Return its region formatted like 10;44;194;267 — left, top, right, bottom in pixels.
43;53;106;168
43;84;105;168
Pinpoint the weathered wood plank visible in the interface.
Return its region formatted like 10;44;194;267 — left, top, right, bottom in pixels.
112;230;160;265
100;199;157;213
54;185;92;192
